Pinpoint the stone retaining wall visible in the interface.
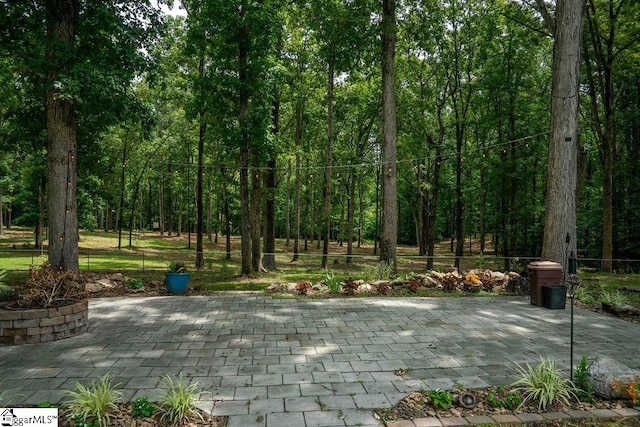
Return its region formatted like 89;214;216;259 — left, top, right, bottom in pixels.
0;299;88;345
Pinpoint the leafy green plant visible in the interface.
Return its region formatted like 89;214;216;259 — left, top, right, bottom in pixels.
168;262;188;273
598;289;629;305
124;278;143;290
0;269;14;301
573;356;596;402
157;373;203;426
65;374;122;426
573;286;595;305
427;389;454;410
511;357;577;412
485;386;523;410
376;261;396;280
73;415;99;427
131;395;155;418
324;273;342;293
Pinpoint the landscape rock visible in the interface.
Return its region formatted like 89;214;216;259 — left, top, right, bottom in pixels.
109;273;124;282
355;283;375;294
429;271;444;280
266;283;280;293
491;271;506;281
85;282;103;293
97;278;116;288
601;302;640;317
588;358;640;399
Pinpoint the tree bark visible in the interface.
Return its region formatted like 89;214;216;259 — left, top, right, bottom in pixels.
46;0;79;272
321;62;334;270
584;0;618;272
196;113;205;270
346;173;356;263
117;139;127;249
292;101;303;261
539;0;584;268
251;158;264;273
379;0;398;273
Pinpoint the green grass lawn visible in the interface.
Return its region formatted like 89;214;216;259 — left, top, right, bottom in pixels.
1;227;638;296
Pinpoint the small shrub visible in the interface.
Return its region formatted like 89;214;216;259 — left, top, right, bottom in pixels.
131;395;155;418
573;356;596;402
0;269;14;301
168;262;188;273
157;373;203;426
573;286;595;305
511;357;577;412
599;289;629;306
485;386;523;410
324;273;342;293
376;261;396;280
124;278;143;290
65;374;122;426
427;389;453;410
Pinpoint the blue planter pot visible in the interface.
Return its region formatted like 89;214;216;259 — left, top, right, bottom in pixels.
165;272;191;294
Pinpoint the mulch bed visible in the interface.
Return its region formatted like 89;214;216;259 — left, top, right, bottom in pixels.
376;387;636;423
58;403;226;427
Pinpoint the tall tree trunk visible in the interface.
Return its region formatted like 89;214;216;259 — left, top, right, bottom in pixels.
292;103;303;261
584;0;618;272
238;9;253;275
285;159;292;246
221;167;231;260
380;0;398;272
537;0;584;268
208;176;213;242
346;174;356;263
263;155;277;270
117;140;127;249
35;176;46;249
321;62;334;269
159;164;165;236
251;158;264;273
46;0;79;272
196;115;205;269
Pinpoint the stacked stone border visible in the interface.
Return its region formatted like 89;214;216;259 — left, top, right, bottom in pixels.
0;299;88;345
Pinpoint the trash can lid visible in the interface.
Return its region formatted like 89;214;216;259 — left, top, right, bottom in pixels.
528;261;562;270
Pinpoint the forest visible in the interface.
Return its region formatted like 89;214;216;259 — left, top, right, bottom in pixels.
0;0;639;274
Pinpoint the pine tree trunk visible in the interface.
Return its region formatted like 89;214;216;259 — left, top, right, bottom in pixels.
380;0;398;271
46;0;79;272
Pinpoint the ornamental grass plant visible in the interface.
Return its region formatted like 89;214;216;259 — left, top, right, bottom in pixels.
157;373;203;426
65;374;122;426
511;357;577;412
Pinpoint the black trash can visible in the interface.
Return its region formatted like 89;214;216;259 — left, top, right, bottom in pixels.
543;285;567;309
